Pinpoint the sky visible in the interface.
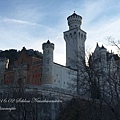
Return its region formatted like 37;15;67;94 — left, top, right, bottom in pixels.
0;0;120;65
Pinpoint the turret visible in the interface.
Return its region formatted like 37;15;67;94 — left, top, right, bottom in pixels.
67;11;82;30
100;45;107;61
93;43;100;57
42;40;54;85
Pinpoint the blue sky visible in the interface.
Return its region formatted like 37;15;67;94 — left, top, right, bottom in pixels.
0;0;120;65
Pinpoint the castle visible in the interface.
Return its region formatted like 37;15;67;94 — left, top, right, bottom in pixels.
41;12;87;92
0;12;120;120
0;12;86;93
0;12;119;97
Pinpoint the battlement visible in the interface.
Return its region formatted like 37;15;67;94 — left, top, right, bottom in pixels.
67;12;82;29
42;40;54;50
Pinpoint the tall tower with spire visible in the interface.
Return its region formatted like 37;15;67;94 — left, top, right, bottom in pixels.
64;12;87;69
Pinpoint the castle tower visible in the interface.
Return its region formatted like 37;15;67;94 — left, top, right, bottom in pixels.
100;45;107;57
64;12;87;69
42;40;54;86
93;43;100;58
100;45;107;64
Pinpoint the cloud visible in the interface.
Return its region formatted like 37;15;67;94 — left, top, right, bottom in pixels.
72;0;120;54
85;15;120;53
0;0;120;66
0;16;49;28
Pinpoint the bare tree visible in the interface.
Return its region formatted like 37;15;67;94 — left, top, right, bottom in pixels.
106;36;120;55
67;44;120;119
0;79;39;120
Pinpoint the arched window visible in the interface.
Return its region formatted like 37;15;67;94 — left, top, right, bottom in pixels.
70;33;72;38
84;35;86;40
74;32;77;37
79;32;80;39
81;34;83;40
73;32;77;43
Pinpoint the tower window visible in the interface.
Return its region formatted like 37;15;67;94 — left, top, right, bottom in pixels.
70;33;72;38
74;32;77;40
81;34;83;40
79;32;80;38
84;35;86;40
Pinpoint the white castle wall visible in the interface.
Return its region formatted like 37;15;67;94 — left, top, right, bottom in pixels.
52;63;77;92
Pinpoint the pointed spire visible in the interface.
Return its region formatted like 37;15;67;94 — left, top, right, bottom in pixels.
101;45;105;49
100;45;107;50
94;42;100;52
96;42;99;47
47;40;50;44
95;42;100;49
